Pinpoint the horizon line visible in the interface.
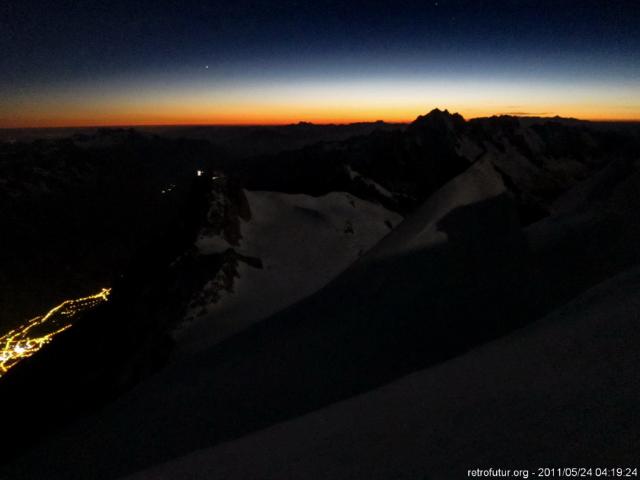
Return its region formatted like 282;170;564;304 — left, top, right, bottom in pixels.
2;115;639;130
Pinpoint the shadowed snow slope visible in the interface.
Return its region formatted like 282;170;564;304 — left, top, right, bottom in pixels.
4;139;638;480
124;266;640;480
3;113;640;480
175;190;401;354
366;158;506;259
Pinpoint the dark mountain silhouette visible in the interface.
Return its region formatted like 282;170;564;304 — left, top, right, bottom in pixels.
0;132;220;332
1;111;640;479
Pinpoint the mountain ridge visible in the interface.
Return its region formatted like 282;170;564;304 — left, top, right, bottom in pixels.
1;110;640;479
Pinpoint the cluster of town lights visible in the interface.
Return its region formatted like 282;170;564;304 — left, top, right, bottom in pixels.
0;288;111;377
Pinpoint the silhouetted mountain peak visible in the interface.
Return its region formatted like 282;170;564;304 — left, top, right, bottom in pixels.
410;108;465;133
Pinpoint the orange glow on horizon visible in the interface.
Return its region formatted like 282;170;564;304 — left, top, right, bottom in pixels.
3;77;638;128
3;84;640;128
2;107;639;129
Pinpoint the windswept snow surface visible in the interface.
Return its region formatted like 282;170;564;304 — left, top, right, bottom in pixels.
175;190;401;354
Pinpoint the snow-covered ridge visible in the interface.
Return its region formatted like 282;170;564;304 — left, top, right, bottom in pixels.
174;188;401;355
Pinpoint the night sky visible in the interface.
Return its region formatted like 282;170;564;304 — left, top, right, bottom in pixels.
1;0;639;127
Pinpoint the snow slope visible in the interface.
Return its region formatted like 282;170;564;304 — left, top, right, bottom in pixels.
366;158;506;259
5;145;637;480
3;114;639;480
124;266;640;480
175;190;401;355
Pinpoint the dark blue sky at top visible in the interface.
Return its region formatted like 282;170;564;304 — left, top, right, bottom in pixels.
1;0;639;94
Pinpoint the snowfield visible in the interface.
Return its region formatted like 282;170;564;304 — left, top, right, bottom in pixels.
124;266;640;480
175;190;401;355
